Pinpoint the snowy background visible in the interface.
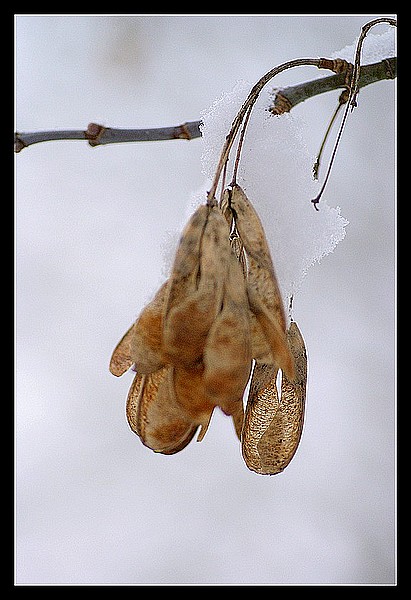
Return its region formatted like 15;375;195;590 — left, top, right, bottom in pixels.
15;15;396;585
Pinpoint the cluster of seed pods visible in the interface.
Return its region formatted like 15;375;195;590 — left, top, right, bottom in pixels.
110;184;307;474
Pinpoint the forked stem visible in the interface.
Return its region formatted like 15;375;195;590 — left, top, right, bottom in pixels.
206;58;324;205
207;17;396;211
311;17;396;209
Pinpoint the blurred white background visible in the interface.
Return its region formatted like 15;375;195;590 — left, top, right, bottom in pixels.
15;14;396;585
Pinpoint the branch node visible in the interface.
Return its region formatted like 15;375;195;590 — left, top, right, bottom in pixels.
86;122;106;147
174;122;193;140
14;133;27;153
382;57;396;80
318;57;353;76
269;89;293;115
338;88;350;105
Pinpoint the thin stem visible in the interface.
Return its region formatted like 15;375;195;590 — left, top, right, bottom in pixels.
206;58;324;205
231;104;253;186
311;17;397;209
312;101;344;180
350;18;397;109
14;121;201;152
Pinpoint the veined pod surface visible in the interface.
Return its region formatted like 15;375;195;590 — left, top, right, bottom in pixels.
127;366;198;455
242;321;307;475
198;206;232;292
229;234;247;278
241;362;280;473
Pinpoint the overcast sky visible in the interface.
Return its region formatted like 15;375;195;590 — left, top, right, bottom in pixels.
15;14;396;585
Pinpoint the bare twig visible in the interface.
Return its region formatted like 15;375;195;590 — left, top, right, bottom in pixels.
14;121;201;153
311;17;397;209
14;57;396;153
269;56;396;116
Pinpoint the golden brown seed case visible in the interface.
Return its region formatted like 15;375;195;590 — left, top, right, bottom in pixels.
111;190;308;474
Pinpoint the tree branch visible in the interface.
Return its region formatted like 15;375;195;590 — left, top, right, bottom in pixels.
14;57;396;153
269;56;396;115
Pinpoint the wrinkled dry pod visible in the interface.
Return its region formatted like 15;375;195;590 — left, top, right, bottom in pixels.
110;187;307;475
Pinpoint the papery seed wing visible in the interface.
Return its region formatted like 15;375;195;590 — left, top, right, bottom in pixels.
242;322;307;475
128;366;198;455
256;321;307;474
241;362;280;474
228;184;286;326
163;205;231;367
231;401;245;441
163;204;209;319
162;288;218;367
228;184;274;271
130;281;168;374
248;294;294;380
229;235;247;278
126;371;144;435
247;255;294;379
228;184;293;377
246;253;285;327
203;251;252;415
173;363;216;430
220;187;233;227
162;204;209;364
249;311;274;364
198;206;232;297
109;323;136;376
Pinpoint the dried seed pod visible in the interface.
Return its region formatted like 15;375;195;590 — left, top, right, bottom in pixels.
109;281;169;376
220;187;233;228
163;204;209;318
226;184;294;378
229;234;247;278
199;206;232;291
127;366;198;455
231;401;245;442
242;321;307;475
203;251;252;416
246;254;294;379
228;183;274;271
249;311;275;364
109;322;136;377
163;205;231;367
162;289;218;367
173;363;216;441
129;280;168;374
241;362;279;473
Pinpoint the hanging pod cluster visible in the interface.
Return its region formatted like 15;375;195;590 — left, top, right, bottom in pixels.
109;19;400;473
110;184;307;475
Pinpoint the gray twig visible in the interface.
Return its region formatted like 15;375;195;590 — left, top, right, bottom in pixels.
14;57;396;153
